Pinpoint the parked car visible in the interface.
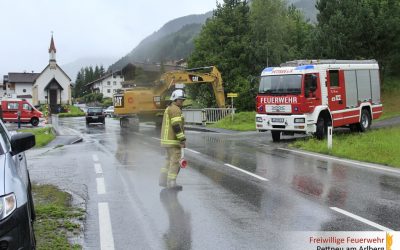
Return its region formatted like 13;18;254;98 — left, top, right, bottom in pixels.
1;99;43;126
86;107;105;125
104;106;115;117
0;119;36;249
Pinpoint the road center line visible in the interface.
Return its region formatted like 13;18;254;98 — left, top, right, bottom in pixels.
94;163;103;174
96;178;106;195
98;202;115;250
185;148;200;154
224;163;269;181
330;207;393;231
151;137;161;141
92;154;99;162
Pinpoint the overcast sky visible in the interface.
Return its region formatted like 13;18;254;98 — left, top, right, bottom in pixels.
0;0;220;78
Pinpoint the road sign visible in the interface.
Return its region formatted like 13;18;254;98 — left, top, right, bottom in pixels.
227;93;238;121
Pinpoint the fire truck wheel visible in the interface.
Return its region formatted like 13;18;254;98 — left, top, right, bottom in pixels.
315;116;326;140
271;131;281;142
31;117;39;126
358;109;371;132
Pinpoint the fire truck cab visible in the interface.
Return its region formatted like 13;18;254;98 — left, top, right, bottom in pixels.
255;59;383;142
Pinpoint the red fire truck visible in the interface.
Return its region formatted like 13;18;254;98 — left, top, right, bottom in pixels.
255;59;383;142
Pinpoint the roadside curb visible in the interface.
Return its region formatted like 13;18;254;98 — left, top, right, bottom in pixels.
185;125;242;134
185;125;219;133
47;125;83;146
278;147;400;175
71;137;83;144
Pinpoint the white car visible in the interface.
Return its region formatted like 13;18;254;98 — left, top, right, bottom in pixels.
104;106;115;117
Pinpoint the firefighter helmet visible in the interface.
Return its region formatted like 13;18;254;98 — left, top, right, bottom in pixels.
170;89;186;101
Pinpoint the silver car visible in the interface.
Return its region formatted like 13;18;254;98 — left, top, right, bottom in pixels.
0;120;36;249
104;106;115;117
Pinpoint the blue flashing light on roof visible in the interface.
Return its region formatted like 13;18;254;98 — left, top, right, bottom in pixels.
295;65;315;70
262;67;274;73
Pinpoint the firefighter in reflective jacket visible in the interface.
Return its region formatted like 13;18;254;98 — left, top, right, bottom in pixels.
159;89;186;190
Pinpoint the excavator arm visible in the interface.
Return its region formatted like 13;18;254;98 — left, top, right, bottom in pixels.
155;66;225;108
114;66;226;129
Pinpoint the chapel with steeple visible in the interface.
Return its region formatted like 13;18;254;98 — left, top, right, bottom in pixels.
32;34;72;111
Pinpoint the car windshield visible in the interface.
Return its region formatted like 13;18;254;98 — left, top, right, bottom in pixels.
259;74;302;95
88;108;102;113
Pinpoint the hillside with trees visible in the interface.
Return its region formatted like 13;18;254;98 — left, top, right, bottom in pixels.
108;13;212;72
108;1;317;73
187;0;400;111
78;0;399;113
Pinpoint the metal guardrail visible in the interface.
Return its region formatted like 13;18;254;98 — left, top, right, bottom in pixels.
183;108;235;125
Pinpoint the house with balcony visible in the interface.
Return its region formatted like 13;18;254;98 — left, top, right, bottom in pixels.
85;71;124;98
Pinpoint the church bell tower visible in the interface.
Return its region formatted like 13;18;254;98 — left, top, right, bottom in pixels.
49;34;57;68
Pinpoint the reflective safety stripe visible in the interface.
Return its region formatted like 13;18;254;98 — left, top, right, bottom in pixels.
161;139;180;146
162;108;170;141
176;132;185;140
171;116;182;124
168;173;177;180
160;168;168;173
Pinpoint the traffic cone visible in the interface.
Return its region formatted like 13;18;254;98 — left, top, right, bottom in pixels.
179;148;187;168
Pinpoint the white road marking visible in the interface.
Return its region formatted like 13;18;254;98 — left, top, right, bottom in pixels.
224;163;269;181
330;207;393;231
98;202;115;250
94;163;103;174
96;178;106;195
92;154;99;162
185;148;200;154
279;148;400;175
151;137;161;141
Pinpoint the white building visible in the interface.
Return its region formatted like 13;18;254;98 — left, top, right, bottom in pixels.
86;71;124;98
2;72;40;104
32;35;72;109
3;35;72;110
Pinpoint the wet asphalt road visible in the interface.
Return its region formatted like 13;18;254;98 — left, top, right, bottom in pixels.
25;117;400;249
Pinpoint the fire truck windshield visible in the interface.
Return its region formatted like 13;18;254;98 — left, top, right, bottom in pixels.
258;74;302;95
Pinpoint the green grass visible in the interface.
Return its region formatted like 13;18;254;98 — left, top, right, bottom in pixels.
379;77;400;120
32;184;84;250
290;126;400;168
58;105;85;117
18;127;55;147
208;111;256;131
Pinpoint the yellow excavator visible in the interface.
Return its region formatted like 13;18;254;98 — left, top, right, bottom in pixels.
113;66;225;129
